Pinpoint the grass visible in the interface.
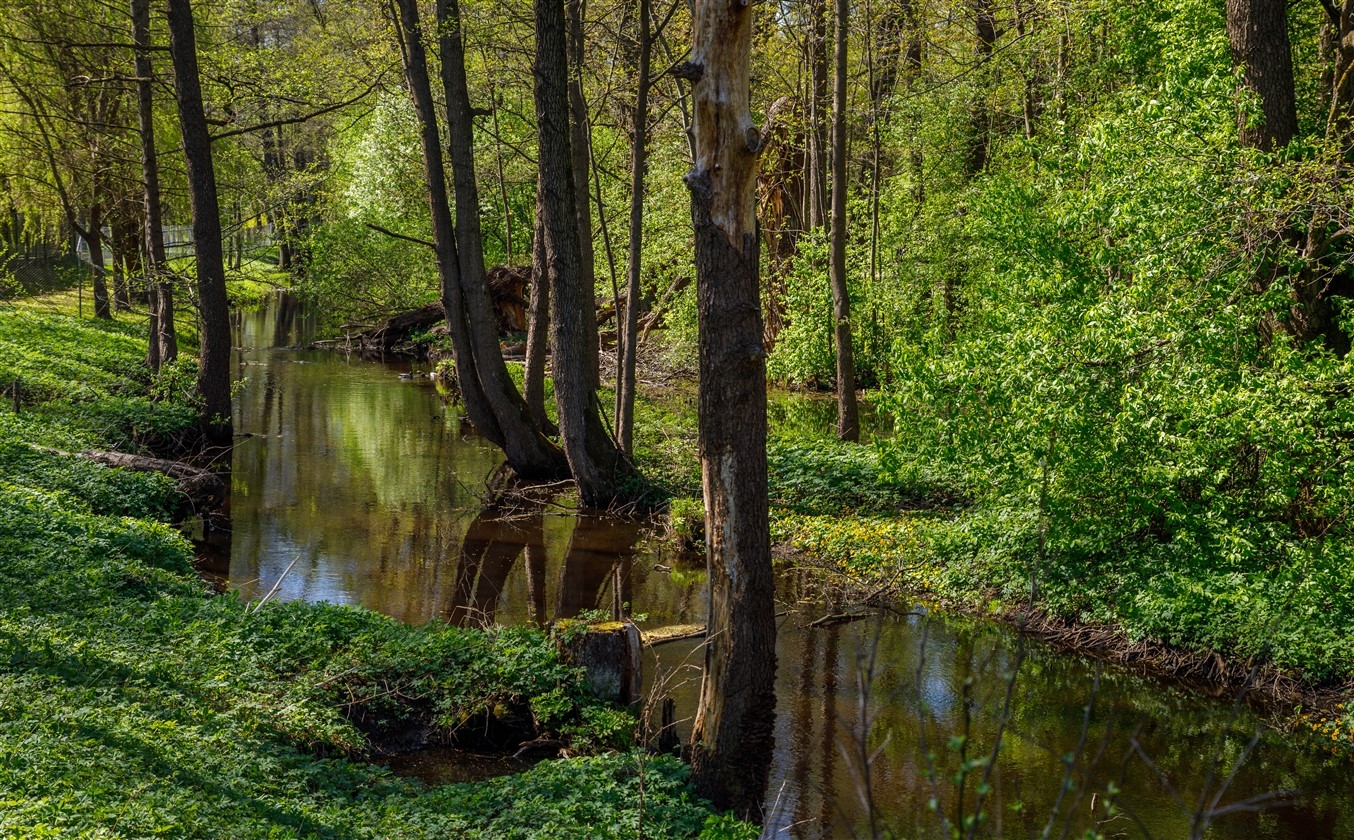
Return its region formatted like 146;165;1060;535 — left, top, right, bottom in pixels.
0;305;745;838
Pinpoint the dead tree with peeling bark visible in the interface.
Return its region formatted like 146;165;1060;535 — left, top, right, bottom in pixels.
682;0;778;819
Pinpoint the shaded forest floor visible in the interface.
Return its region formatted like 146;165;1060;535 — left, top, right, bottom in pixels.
0;306;747;838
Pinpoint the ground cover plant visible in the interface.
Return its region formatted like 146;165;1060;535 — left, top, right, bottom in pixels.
0;307;741;838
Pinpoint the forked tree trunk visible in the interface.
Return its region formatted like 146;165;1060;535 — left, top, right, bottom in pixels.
390;0;505;449
684;0;777;818
167;0;231;443
438;0;568;478
616;0;652;454
535;0;640;507
829;0;859;441
1226;0;1297;151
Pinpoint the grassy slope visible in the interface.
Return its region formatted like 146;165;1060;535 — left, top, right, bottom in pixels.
0;307;743;839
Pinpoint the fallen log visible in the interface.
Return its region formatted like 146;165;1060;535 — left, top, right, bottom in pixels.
640;623;706;646
31;444;226;508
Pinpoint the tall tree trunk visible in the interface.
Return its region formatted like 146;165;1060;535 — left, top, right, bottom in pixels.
438;0;569;478
1226;0;1297;151
167;0;231;443
684;0;776;818
525;186;557;435
830;0;859;441
134;0;176;369
806;0;829;230
567;0;601;387
390;0;505;450
616;0;651;455
535;0;640;507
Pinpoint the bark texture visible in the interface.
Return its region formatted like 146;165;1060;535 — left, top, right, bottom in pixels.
1226;0;1297;151
830;0;859;441
534;0;639;507
438;0;568;477
166;0;231;444
685;0;777;819
132;0;175;369
567;0;601;388
390;0;504;449
616;0;651;454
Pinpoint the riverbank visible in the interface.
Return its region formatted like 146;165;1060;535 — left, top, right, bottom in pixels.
762;440;1354;751
0;307;746;838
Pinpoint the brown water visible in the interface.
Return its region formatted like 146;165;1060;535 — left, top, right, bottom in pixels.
220;293;1354;839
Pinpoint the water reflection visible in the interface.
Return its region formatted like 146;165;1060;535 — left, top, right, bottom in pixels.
226;293;1353;838
651;611;1354;839
227;293;704;629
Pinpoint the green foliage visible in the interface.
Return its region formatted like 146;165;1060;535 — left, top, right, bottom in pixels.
0;308;747;838
785;0;1354;684
768;440;949;516
390;754;720;839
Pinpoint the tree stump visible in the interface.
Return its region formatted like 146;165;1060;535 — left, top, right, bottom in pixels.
553;619;642;705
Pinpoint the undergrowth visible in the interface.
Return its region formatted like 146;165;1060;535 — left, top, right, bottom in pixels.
0;308;740;838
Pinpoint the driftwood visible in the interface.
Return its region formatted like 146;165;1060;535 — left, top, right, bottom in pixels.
640;623;706;646
343;304;445;352
31;444;226;508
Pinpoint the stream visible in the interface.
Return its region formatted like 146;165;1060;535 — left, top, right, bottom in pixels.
209;293;1354;838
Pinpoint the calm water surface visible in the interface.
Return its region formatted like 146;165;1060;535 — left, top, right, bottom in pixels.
218;294;1354;839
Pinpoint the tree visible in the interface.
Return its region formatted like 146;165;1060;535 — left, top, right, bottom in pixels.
683;0;777;818
829;0;859;441
389;0;567;478
524;181;556;435
437;0;568;477
0;3;124;321
534;0;641;507
167;0;232;442
1225;0;1297;151
615;0;653;454
131;0;176;369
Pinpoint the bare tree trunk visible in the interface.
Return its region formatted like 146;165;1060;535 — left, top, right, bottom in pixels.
1226;0;1297;151
525;186;557;435
85;204;111;320
966;0;996;175
390;0;505;451
684;0;776;818
829;0;859;441
616;0;652;455
535;0;641;507
438;0;569;478
567;0;601;387
109;215;131;312
167;0;231;443
806;0;829;230
134;0;175;368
